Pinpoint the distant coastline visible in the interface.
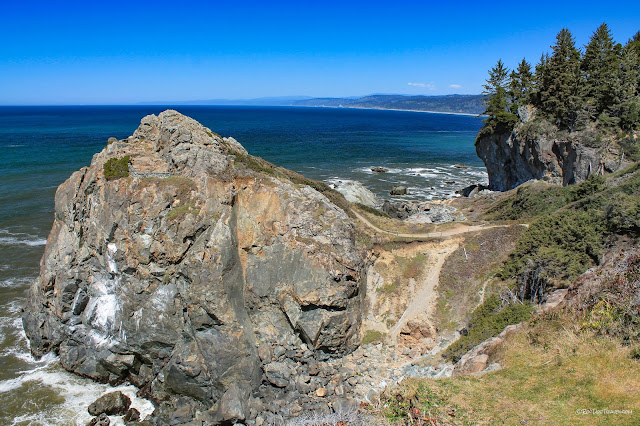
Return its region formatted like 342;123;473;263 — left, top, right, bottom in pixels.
297;104;482;117
139;93;485;116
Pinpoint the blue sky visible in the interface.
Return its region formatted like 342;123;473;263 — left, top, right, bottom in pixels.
1;0;639;104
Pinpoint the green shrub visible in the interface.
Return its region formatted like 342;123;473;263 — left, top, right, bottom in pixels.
487;175;604;221
103;155;130;180
443;294;533;362
362;329;385;345
500;208;605;288
619;135;640;161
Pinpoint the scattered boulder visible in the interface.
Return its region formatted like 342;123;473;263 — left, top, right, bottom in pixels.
123;408;140;422
390;186;408;195
383;200;465;223
371;167;388;173
88;391;131;416
457;183;489;198
87;413;110;426
327;179;381;207
264;361;294;388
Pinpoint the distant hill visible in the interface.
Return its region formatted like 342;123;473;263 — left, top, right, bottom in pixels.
292;94;484;114
140;94;484;114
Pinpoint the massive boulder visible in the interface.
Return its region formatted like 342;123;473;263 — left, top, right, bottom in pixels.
23;110;364;422
475;107;624;191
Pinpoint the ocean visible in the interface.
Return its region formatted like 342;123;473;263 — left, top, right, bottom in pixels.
0;105;485;424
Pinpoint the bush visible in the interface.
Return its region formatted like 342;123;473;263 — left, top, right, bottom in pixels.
443;294;533;362
500;209;605;289
450;298;532;361
103;155;130;180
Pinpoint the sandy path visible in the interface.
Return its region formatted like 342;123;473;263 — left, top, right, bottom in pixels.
352;210;510;239
388;239;459;341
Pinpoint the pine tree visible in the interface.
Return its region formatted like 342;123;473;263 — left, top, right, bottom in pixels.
582;23;620;123
540;28;583;131
619;45;640;130
480;59;517;134
509;58;535;113
533;53;550;109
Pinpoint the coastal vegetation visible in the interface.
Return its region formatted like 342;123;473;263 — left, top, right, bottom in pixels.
480;24;640;146
103;155;130;180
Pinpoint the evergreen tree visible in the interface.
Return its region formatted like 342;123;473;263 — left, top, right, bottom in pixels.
540;28;583;130
481;59;517;134
582;23;620;123
533;53;550;109
619;45;640;130
509;58;535;113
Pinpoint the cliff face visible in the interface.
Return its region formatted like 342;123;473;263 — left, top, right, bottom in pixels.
23;110;364;422
475;108;623;191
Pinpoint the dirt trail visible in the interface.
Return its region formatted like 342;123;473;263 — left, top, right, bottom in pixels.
388;239;459;341
352;210;511;239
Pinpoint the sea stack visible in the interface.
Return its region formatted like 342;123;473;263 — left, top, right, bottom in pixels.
22;110;365;423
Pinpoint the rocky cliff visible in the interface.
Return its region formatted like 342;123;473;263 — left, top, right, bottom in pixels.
23;110;365;423
475;107;625;191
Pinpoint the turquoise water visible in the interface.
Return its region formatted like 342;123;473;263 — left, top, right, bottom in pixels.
0;106;483;424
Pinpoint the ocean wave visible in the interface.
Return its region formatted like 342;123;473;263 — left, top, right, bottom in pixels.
1;359;154;425
0;230;46;247
0;277;34;288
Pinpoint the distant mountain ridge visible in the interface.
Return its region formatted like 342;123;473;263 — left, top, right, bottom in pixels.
141;94;484;114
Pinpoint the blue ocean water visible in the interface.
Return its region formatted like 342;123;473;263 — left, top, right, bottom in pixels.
0;105;484;424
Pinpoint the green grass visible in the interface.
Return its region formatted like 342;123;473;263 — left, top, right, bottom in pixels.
103;155;130;180
377;314;640;425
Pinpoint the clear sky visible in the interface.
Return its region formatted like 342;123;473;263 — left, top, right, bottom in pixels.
1;0;639;105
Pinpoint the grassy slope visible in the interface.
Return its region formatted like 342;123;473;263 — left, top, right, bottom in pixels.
376;314;640;425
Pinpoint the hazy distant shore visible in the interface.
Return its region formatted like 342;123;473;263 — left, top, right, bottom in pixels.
294;104;483;117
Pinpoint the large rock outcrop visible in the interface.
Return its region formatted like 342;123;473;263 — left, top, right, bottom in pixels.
475;107;624;191
23;110;365;423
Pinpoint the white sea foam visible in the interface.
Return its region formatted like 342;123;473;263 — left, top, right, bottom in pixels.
0;230;47;247
0;317;153;425
0;277;34;288
2;358;154;425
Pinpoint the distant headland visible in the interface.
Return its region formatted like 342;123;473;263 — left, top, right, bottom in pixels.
140;94;485;115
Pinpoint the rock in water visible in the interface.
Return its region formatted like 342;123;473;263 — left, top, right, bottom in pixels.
22;110;365;422
327;179;381;208
88;391;131;416
87;413;110;426
390;186;407;195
